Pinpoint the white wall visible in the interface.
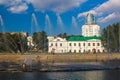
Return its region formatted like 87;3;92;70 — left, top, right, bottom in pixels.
82;24;100;37
48;37;68;53
48;37;104;53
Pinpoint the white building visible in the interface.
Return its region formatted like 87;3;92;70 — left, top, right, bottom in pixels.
82;25;100;37
48;37;67;53
48;13;104;53
27;36;34;47
82;13;100;37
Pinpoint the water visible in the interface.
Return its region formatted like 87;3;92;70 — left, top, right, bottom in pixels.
45;14;53;35
71;16;79;34
0;15;5;32
31;13;40;34
57;14;65;33
0;61;120;80
0;70;119;80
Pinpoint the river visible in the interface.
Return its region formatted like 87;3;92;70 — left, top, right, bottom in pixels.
0;70;119;80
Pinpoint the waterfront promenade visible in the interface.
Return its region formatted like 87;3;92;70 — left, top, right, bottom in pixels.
0;53;120;63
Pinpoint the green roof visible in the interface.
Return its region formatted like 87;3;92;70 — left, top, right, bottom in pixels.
68;36;101;41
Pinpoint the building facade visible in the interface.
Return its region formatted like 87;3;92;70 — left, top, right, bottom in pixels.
48;13;104;53
27;36;34;47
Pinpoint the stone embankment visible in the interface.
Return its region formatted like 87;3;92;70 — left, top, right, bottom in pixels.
0;53;120;63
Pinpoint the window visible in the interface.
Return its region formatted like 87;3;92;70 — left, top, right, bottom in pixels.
97;43;100;46
79;43;81;46
61;50;63;53
83;43;85;46
88;43;90;46
69;50;71;53
74;50;76;53
93;43;95;46
57;39;60;41
84;50;85;52
88;50;90;52
103;50;105;52
98;49;100;52
74;43;76;46
51;43;53;46
60;43;62;46
69;43;71;46
55;43;57;46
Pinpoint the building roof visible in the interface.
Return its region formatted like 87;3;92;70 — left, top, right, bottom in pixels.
68;36;101;41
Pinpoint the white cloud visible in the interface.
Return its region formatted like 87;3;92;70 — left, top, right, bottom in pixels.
7;3;28;13
78;0;120;24
97;12;120;23
0;0;87;14
0;0;28;13
26;0;87;13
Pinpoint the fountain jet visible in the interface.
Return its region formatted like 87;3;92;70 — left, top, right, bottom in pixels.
45;14;52;35
31;13;40;34
57;14;65;33
72;16;78;28
0;15;5;33
71;16;79;34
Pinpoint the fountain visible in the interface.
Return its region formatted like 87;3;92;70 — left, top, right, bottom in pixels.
0;15;13;52
22;13;44;71
57;14;65;33
0;15;5;33
71;16;79;34
45;14;53;35
31;13;40;34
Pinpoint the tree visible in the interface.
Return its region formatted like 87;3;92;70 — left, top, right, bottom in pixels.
33;31;48;52
101;23;120;52
57;32;70;40
0;33;28;53
11;33;28;53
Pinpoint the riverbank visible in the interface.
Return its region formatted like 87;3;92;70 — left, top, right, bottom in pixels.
0;53;120;63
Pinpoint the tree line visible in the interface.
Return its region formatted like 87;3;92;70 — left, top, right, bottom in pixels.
101;22;120;52
0;31;71;53
0;22;119;53
0;33;28;53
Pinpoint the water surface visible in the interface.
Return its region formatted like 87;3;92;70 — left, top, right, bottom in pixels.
0;70;119;80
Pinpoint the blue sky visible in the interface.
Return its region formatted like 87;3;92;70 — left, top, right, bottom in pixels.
0;0;120;36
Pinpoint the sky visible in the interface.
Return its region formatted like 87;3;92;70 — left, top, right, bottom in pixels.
0;0;120;36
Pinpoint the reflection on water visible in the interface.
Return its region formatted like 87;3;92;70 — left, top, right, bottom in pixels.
0;70;119;80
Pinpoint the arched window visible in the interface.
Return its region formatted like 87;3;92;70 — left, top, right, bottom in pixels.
79;50;81;53
88;43;90;46
84;49;85;52
51;43;53;46
60;43;62;46
97;43;100;46
83;43;85;46
98;49;100;52
69;43;71;46
79;43;81;46
55;43;57;46
93;43;95;46
103;50;105;52
74;43;76;46
88;50;91;52
74;50;76;53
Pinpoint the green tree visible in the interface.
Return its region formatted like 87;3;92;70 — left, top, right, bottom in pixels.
57;32;70;40
0;33;28;53
33;31;48;52
101;23;120;52
11;33;28;53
